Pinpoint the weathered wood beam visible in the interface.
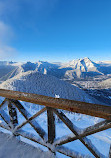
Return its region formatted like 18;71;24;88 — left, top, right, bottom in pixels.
83;119;111;134
54;109;104;158
47;107;55;144
15;107;46;131
10;99;47;140
0;89;111;119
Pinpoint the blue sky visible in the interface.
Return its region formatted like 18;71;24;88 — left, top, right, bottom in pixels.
0;0;111;62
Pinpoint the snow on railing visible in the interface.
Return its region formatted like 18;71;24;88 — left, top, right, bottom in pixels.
0;89;111;157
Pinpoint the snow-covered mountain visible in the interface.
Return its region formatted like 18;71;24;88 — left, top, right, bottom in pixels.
0;60;61;83
60;57;103;79
0;71;101;104
61;57;97;70
17;58;111;80
0;62;23;83
21;61;60;75
0;57;111;82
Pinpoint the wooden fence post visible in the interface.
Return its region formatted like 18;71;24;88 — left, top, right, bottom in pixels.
47;107;55;144
8;100;18;131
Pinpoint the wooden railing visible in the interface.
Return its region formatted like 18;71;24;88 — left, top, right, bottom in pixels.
0;89;111;157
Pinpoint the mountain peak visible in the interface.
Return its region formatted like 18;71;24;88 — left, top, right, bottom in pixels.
79;57;91;62
84;57;90;60
83;57;90;60
68;57;92;65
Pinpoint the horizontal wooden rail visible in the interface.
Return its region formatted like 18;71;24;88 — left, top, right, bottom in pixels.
0;89;111;157
0;89;111;120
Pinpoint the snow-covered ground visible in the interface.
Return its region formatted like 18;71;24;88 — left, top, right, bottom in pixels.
0;131;54;158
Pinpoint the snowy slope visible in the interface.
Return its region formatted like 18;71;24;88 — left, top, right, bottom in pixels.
18;58;111;80
98;78;111;89
60;57;103;79
15;58;108;80
21;61;60;73
0;61;23;83
0;132;53;158
0;65;18;82
20;61;63;78
61;57;97;71
0;71;100;104
0;58;111;82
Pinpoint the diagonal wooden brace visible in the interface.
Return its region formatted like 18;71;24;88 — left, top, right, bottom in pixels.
10;99;47;140
53;109;104;158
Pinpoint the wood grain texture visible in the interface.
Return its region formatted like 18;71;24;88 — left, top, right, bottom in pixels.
0;89;111;119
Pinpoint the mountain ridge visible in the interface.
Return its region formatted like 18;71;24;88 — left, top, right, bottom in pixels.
0;57;111;81
0;71;102;104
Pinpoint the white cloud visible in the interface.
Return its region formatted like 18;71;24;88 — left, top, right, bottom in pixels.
0;21;14;44
0;45;17;60
0;21;17;60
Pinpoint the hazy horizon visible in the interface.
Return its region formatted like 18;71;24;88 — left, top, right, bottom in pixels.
0;56;111;64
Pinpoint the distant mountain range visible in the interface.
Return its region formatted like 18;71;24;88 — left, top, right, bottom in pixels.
0;57;111;82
